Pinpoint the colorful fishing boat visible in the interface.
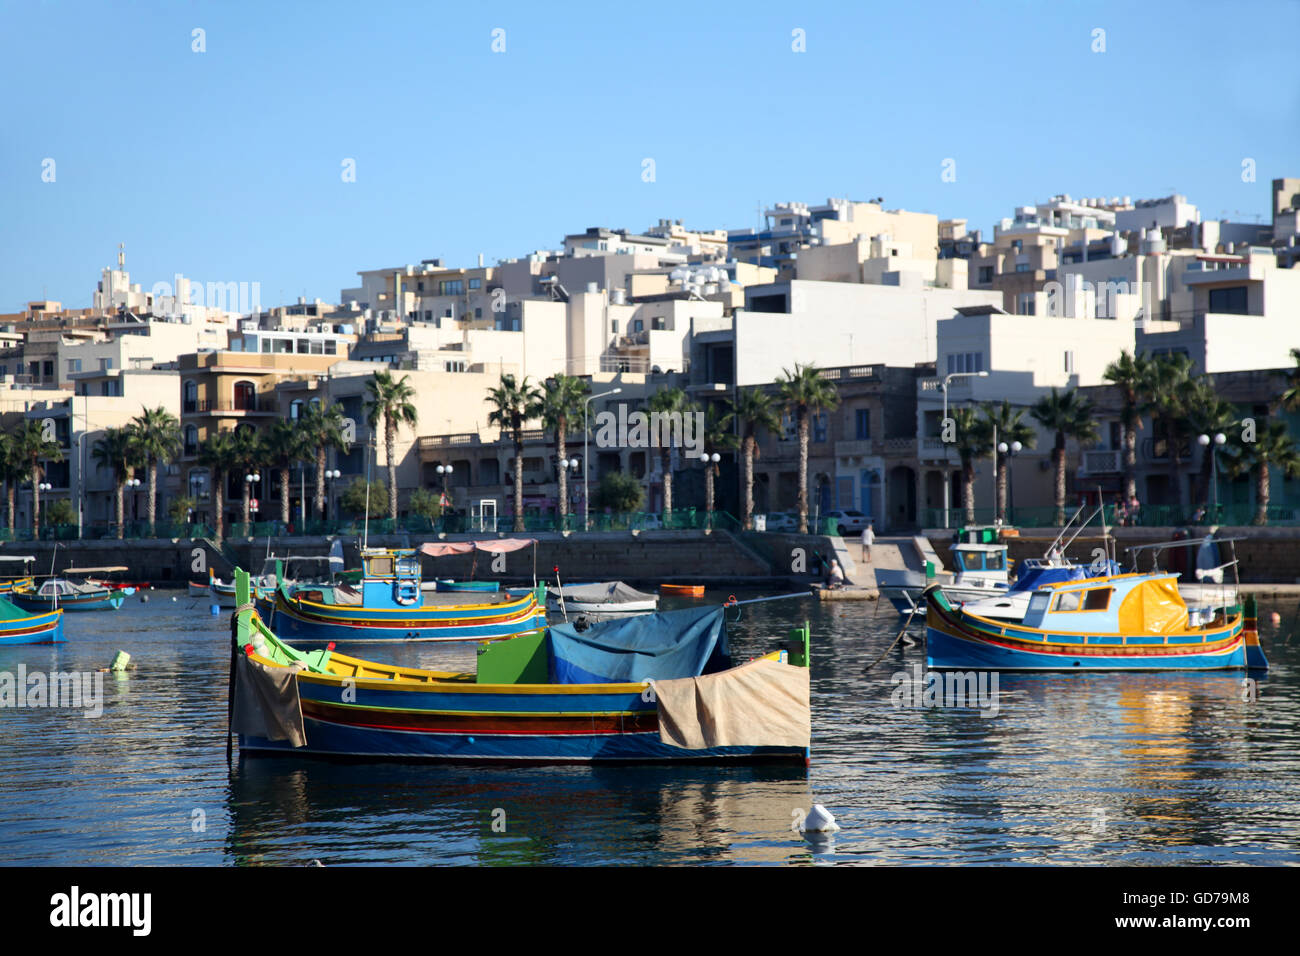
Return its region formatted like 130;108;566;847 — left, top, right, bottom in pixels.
188;579;211;598
432;578;501;593
660;584;705;598
11;577;125;612
0;556;36;595
263;545;547;643
922;573;1268;671
229;570;812;765
0;593;64;645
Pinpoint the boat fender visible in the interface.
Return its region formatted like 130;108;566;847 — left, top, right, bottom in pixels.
801;804;840;833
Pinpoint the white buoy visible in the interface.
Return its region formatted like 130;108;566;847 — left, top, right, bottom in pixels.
801;804;841;833
172;596;177;602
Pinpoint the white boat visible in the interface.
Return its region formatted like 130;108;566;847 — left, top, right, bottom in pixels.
547;581;659;615
875;527;1014;616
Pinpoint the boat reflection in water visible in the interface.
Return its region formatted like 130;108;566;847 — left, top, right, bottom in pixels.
225;759;814;866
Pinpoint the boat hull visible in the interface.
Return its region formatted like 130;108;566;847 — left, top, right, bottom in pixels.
10;591;123;612
0;607;65;645
239;667;803;765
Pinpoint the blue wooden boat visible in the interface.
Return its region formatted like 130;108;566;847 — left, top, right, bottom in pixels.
0;594;65;645
264;548;547;644
229;571;812;765
923;572;1268;671
11;577;124;612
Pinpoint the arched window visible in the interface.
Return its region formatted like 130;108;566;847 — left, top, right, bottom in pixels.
233;381;256;411
183;380;198;413
290;400;304;420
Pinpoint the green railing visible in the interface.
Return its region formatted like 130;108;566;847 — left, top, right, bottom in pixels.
921;502;1300;529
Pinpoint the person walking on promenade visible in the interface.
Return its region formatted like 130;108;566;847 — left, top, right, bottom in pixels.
860;521;875;563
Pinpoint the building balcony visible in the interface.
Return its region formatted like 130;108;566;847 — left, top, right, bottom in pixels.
1080;448;1122;475
834;439;875;458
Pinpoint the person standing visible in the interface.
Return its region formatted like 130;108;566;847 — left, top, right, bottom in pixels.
860;521;875;563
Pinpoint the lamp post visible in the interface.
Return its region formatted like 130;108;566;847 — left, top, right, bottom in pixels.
997;440;1022;523
1198;432;1226;519
702;451;721;529
940;370;989;529
557;458;578;530
583;387;622;531
245;472;260;528
325;469;341;523
126;477;141;527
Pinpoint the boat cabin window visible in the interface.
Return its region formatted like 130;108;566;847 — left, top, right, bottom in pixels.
956;549;1004;572
1028;592;1051;614
367;555;394;577
1053;587;1112;612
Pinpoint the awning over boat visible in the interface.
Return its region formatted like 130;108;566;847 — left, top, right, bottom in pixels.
655;657;810;750
547;605;730;684
0;556;35;562
550;581;656;605
62;566;129;574
418;538;537;556
1117;577;1187;635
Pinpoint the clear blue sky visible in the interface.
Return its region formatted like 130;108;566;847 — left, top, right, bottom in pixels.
2;0;1297;311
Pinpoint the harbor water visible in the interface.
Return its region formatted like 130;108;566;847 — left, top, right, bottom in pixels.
2;591;1298;866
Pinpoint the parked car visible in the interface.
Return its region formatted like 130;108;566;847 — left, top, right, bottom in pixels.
822;510;870;535
761;512;799;532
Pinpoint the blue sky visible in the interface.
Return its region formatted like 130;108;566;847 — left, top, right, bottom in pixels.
2;0;1297;311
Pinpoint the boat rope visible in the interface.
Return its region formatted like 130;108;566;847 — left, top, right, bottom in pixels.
862;599;924;672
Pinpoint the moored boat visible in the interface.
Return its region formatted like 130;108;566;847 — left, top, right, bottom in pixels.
229;570;812;765
11;577;124;612
660;584;705;598
0;555;36;595
548;581;659;615
263;546;547;643
922;573;1268;671
0;594;65;645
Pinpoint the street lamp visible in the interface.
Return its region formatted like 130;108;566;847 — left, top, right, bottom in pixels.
1198;432;1226;519
556;458;579;529
325;469;341;522
583;387;622;531
245;473;260;526
940;370;989;529
126;476;141;526
997;440;1022;522
702;451;721;529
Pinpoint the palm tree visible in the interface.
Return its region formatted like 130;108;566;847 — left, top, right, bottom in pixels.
951;406;993;524
299;402;350;521
1031;387;1099;525
1140;352;1195;512
230;426;263;529
0;431;26;536
365;370;419;523
1280;348;1300;413
1223;421;1300;525
698;402;737;524
539;374;589;528
91;426;143;539
263;419;309;526
733;387;781;530
647;386;689;522
1103;350;1152;502
776;364;840;533
979;400;1035;523
130;406;182;535
14;421;63;534
197;430;238;543
486;373;543;532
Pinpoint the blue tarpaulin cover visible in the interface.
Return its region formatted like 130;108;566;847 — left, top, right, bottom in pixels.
1009;560;1120;593
547;605;731;684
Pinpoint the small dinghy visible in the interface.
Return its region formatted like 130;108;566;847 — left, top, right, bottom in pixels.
660;584;705;598
547;581;659;615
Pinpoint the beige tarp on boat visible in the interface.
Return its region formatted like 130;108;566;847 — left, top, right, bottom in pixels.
654;658;810;750
233;654;307;748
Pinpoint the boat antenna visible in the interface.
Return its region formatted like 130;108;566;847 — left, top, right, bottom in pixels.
1097;485;1112;567
1044;503;1085;558
553;564;567;622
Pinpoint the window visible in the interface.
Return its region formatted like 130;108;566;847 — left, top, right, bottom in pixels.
1054;590;1083;612
183;425;198;456
611;320;619;334
1015;262;1030;273
475;307;482;319
1016;293;1036;315
67;359;81;374
424;310;432;322
183;380;198;413
290;400;303;420
855;408;871;440
1064;350;1075;374
977;266;994;284
443;307;453;318
100;358;113;372
233;381;256;411
440;280;464;295
813;412;828;443
1208;286;1248;314
43;361;53;377
946;352;984;375
469;278;481;290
